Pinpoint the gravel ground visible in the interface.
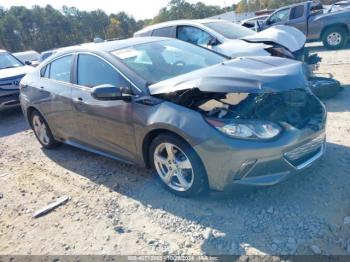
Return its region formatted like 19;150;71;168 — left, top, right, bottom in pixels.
0;43;350;256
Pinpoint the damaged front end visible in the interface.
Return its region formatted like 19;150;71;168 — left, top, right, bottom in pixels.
150;56;326;140
148;56;326;191
247;41;321;76
155;87;326;140
242;25;321;74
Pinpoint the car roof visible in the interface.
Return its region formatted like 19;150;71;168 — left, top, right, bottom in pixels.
41;49;56;54
13;50;39;55
55;37;168;55
135;19;227;35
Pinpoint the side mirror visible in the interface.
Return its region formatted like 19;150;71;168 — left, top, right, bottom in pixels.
91;84;131;101
31;61;40;67
24;61;32;65
208;38;219;47
265;18;272;26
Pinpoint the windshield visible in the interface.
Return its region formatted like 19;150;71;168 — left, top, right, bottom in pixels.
0;52;24;69
204;21;256;39
112;39;226;83
15;52;39;63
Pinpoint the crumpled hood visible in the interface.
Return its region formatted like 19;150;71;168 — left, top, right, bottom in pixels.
0;65;33;80
149;56;306;95
241;25;306;52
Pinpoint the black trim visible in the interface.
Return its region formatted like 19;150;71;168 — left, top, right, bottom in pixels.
72;53;78;85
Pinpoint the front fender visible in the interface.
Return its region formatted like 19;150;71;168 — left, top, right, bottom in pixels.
132;101;220;166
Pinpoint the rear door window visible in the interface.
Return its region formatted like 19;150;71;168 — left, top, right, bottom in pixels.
177;26;213;46
269;8;290;24
151;27;176;38
49;55;73;83
290;5;304;20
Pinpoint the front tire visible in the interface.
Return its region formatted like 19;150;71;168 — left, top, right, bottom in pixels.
149;133;209;197
322;27;348;50
31;110;60;149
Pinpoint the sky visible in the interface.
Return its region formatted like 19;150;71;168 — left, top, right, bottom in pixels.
0;0;239;20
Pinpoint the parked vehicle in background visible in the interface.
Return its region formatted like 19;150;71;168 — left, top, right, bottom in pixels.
259;1;350;49
333;0;350;8
13;50;40;67
241;15;269;30
0;50;33;111
134;19;319;67
20;37;326;197
39;50;57;62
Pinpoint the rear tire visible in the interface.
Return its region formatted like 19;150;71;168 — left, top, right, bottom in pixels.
31;110;60;149
322;27;348;50
149;133;209;197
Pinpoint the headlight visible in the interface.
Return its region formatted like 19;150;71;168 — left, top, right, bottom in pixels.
267;47;295;59
206;119;282;140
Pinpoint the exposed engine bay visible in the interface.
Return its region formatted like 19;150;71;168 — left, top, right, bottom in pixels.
156;88;325;131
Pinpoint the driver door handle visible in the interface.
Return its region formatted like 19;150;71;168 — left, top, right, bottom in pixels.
72;97;88;113
73;97;83;103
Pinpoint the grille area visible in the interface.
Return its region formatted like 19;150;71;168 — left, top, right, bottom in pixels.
284;135;325;169
0;93;19;105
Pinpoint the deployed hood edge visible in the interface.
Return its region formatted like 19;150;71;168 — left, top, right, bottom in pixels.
149;57;307;96
241;25;306;52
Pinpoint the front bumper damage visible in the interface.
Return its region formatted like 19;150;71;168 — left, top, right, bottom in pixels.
150;57;327;192
0;74;24;111
194;129;326;191
0;89;20;111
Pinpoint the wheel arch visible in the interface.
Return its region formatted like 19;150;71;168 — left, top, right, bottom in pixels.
321;23;349;39
26;106;51;131
141;128;192;168
26;106;40;128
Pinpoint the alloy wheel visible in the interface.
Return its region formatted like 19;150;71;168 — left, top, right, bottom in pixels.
153;142;194;192
32;115;50;146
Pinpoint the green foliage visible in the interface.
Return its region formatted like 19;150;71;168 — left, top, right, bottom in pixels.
0;4;140;52
0;0;339;52
0;0;235;52
150;0;226;24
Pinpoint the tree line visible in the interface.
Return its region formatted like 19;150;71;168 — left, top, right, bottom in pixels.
0;0;234;52
0;0;337;53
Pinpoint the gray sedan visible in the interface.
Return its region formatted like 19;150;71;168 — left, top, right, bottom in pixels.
20;37;326;197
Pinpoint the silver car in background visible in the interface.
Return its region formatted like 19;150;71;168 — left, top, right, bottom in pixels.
0;50;33;111
20;38;326;197
134;19;316;64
